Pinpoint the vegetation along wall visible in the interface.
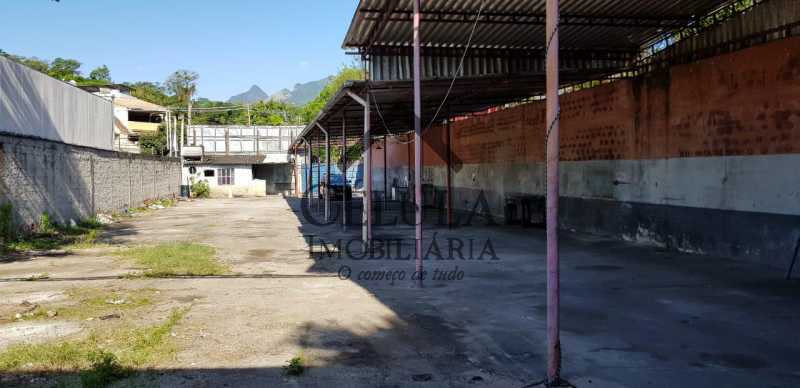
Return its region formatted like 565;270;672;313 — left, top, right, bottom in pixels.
0;134;181;230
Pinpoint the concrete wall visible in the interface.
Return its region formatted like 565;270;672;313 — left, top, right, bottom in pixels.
375;37;800;265
0;134;180;229
0;57;114;150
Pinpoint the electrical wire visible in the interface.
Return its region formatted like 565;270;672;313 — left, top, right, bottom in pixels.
423;0;486;132
366;0;487;145
168;105;249;112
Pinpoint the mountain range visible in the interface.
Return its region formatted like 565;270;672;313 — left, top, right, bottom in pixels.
228;76;333;106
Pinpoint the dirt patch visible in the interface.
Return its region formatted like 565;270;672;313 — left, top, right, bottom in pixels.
0;321;81;350
2;291;67;306
173;295;205;304
247;249;275;259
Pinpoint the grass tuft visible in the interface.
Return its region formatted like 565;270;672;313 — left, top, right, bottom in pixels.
80;350;130;388
4;216;105;253
0;308;189;381
284;356;306;376
117;243;229;277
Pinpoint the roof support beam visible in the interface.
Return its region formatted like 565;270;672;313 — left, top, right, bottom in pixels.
360;8;692;29
315;123;331;223
346;90;368;107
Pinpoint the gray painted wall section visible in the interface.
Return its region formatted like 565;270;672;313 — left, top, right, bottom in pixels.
0;56;113;150
560;155;800;217
0;134;180;228
380;154;800;217
378;155;800;263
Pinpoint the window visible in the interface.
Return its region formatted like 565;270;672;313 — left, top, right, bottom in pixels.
204;170;215;177
218;168;234;186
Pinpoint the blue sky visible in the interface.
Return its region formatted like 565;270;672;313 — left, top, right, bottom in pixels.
0;0;356;100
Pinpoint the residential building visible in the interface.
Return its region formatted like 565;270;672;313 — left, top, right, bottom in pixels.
183;125;302;197
79;84;167;153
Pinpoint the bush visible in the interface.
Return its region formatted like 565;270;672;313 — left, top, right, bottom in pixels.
38;212;57;235
80;350;130;388
191;180;210;199
0;203;13;243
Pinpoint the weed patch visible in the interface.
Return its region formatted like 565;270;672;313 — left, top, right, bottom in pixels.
4;216;105;253
0;308;188;383
80;350;130;388
117;243;229;277
112;198;177;221
284;356;306;376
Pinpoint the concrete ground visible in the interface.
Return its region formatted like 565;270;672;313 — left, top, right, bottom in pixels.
1;197;799;387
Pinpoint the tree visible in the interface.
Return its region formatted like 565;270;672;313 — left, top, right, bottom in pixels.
48;57;82;80
21;57;50;73
165;70;199;105
89;65;111;82
139;125;168;156
302;66;363;123
0;50;50;73
125;82;176;107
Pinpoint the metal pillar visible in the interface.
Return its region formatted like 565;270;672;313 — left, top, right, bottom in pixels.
302;139;312;206
363;94;372;245
316;123;331;222
413;0;424;285
342;115;348;229
446;119;453;228
546;0;562;383
345;90;372;244
383;135;389;209
316;132;322;213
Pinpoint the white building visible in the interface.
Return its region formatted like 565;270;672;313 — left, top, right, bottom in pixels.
182;125;302;197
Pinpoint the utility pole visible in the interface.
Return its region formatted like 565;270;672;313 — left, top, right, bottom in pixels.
247;103;252;127
165;112;171;157
174;114;180;157
187;99;193;135
111;94;117;150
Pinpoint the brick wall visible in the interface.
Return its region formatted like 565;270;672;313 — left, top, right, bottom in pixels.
375;37;800;264
0;133;181;230
381;37;800;169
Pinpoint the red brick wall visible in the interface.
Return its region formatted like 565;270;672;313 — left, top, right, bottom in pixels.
381;37;800;168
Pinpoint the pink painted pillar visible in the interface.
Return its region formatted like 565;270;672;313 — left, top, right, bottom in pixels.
413;0;423;286
363;94;372;244
546;0;562;383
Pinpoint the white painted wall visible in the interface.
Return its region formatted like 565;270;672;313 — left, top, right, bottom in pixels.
183;165;266;197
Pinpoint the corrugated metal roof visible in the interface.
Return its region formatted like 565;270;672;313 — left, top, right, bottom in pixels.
114;95;167;112
344;0;735;51
186;154;267;166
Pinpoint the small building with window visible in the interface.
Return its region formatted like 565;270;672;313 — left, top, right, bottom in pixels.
184;155;283;197
181;125;303;197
